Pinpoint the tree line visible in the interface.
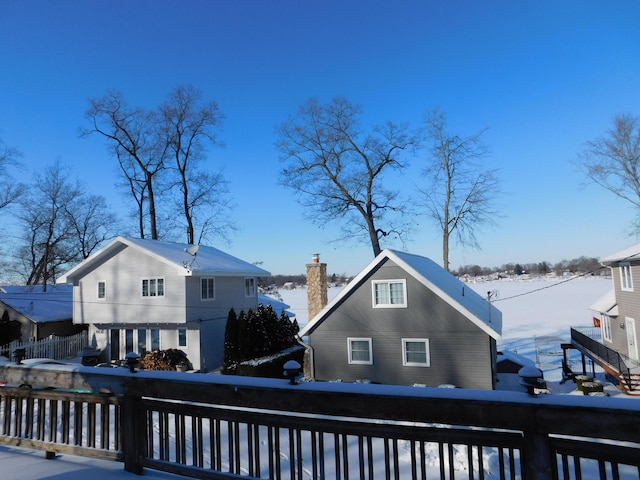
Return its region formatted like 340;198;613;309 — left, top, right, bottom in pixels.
1;89;638;285
455;256;605;278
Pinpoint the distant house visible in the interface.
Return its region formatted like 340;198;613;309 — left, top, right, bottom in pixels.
299;249;502;389
571;244;640;394
57;236;270;371
0;284;85;344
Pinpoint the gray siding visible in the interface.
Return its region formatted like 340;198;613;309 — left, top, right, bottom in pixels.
185;276;257;323
309;259;495;389
611;262;640;358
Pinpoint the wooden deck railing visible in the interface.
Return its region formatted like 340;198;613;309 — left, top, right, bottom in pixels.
1;362;640;479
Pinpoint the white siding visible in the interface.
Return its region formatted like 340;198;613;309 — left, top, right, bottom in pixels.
73;247;187;325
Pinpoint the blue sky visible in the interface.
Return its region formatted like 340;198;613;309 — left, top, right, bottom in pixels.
1;1;640;276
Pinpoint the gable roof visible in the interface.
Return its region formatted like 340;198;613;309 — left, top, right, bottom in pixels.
0;285;72;323
601;244;640;265
299;249;502;339
57;236;270;283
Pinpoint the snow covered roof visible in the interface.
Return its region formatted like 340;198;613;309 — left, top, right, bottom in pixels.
601;244;640;265
57;236;270;283
589;289;618;317
300;249;502;339
0;285;72;323
258;293;295;318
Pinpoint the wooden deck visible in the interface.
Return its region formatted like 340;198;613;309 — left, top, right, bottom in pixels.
1;361;640;479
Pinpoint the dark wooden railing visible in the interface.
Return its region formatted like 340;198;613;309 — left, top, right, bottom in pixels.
571;327;639;391
1;362;640;479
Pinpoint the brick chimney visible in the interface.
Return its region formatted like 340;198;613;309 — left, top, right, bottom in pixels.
306;253;328;320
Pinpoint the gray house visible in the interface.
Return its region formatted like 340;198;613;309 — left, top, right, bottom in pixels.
571;244;640;394
57;236;270;371
299;249;502;389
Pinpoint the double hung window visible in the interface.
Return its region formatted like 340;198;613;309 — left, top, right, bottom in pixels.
348;337;373;365
201;277;215;300
402;339;430;367
620;263;633;291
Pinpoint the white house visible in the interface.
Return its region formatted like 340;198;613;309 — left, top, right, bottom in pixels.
57;236;270;371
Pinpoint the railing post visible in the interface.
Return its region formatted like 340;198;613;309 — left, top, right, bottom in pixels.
122;381;143;475
523;430;554;479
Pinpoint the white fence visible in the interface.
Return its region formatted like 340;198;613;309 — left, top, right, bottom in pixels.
0;331;88;361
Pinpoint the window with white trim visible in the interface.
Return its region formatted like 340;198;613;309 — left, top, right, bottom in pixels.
402;339;430;367
201;277;215;300
602;315;613;343
245;277;256;297
372;279;407;308
142;278;164;297
348;337;373;365
620;263;633;291
97;281;106;300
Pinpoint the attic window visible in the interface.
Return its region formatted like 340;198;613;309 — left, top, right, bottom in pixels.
97;281;106;300
142;278;164;297
372;279;407;308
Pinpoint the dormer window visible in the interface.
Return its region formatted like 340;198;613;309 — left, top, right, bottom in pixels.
620;262;633;291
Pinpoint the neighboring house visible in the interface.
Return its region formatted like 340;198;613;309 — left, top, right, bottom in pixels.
57;236;270;372
0;284;85;343
572;244;640;394
299;249;502;389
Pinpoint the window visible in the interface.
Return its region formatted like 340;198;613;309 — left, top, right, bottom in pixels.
372;279;407;308
245;277;256;297
97;281;106;300
201;277;215;300
620;263;633;291
142;277;164;297
402;339;430;367
348;337;373;365
137;329;147;356
150;329;160;351
178;328;187;347
602;315;612;343
125;329;134;353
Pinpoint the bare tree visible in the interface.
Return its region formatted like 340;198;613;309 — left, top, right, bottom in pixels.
83;86;233;245
276;97;416;257
419;109;500;271
0;136;25;210
159;85;233;244
83;91;166;239
577;113;640;230
15;160;117;288
65;193;119;259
